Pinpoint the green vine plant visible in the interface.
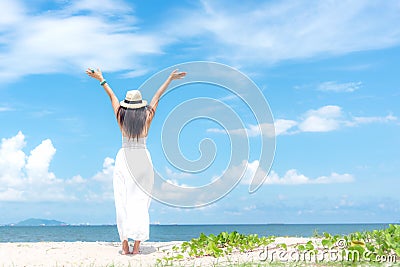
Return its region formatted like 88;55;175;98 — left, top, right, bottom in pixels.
287;224;400;263
318;224;400;262
156;224;400;266
156;231;275;265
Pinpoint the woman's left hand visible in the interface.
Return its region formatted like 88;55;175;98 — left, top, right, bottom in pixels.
86;68;104;82
169;69;187;80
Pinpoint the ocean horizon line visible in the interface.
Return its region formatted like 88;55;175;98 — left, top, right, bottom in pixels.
1;222;397;227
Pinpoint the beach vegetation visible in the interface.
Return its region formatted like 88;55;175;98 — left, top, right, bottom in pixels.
156;231;274;265
318;223;400;262
156;224;400;266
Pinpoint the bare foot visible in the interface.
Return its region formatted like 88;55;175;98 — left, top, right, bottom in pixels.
121;240;130;255
132;240;141;254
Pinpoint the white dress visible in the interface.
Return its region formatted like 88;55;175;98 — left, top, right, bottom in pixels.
113;136;154;242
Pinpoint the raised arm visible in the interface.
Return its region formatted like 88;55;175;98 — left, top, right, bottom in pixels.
86;68;120;116
149;69;186;114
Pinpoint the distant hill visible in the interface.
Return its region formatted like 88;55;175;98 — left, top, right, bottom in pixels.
15;218;67;226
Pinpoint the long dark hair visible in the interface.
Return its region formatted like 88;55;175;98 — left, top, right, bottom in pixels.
117;105;154;140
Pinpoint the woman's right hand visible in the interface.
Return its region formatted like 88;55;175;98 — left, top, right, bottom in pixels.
86;68;104;82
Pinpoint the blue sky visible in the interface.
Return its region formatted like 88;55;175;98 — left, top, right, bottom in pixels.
0;0;399;225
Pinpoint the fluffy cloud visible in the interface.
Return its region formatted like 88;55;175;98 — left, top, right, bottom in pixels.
0;131;27;187
0;132;114;202
298;105;343;132
208;105;397;137
92;157;115;183
0;0;166;80
25;139;57;183
207;120;296;138
2;1;400;80
274;119;298;136
236;160;353;185
296;106;397;134
166;1;400;64
266;170;354;185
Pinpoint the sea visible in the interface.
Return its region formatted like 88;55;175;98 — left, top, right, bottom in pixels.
0;223;393;243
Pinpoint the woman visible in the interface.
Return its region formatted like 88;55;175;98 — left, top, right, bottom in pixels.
86;68;186;254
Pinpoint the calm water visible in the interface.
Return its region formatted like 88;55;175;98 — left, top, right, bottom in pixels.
0;224;392;242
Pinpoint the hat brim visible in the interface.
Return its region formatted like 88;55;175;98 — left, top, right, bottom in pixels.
120;100;148;109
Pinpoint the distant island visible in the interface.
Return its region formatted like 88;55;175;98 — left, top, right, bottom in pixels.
13;218;67;226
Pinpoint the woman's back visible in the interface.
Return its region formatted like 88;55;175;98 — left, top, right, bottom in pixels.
122;136;147;149
86;67;186;255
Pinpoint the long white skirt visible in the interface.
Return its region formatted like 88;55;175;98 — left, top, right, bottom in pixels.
113;147;154;241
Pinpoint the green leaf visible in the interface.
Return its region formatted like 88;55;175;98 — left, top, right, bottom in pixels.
321;239;332;248
297;244;305;251
366;243;375;252
305;240;314;251
323;232;331;238
278;243;287;250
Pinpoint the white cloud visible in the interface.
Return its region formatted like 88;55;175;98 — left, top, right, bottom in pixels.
0;106;13;112
0;132;114;202
294;106;397;133
266;170;354;185
297;106;398;133
277;194;286;200
166;1;400;64
222;160;354;186
120;69;151;79
317;81;362;92
207;122;278;137
266;169;309;185
218;94;242;102
164;179;190;188
25;139;57;183
0;188;24;202
0;0;166;80
335;195;354;209
165;167;193;180
235;160;354;185
208;105;397;137
66;0;133;15
1;1;400;80
298;105;343;132
351;114;397;125
313;173;354;184
66;175;86;185
274;119;298;136
234;160;261;185
92;157;115;183
207;128;227;135
243;205;256;211
0;1;24;27
0;131;26;187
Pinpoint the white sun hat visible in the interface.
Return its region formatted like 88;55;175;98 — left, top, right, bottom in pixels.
120;90;148;109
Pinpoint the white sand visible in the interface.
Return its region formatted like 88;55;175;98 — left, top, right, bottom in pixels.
0;238;324;266
0;241;182;267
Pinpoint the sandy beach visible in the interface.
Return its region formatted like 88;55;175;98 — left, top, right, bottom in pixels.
0;241;180;267
0;237;327;267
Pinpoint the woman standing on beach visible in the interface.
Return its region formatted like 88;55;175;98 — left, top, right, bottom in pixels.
86;68;186;255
